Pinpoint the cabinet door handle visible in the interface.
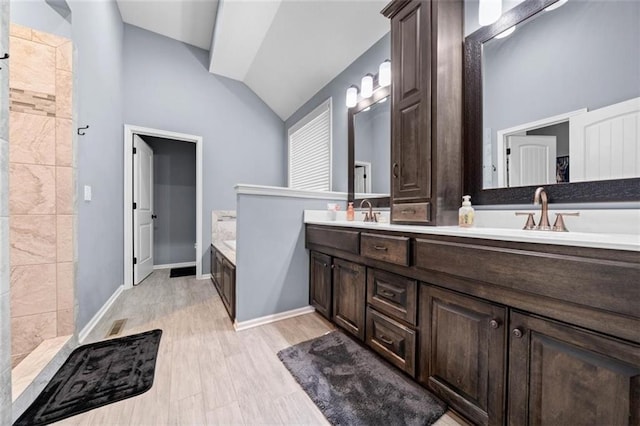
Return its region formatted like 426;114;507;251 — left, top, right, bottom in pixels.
380;289;395;298
392;163;399;178
379;335;394;345
512;328;524;338
374;245;388;251
489;319;500;329
323;263;328;268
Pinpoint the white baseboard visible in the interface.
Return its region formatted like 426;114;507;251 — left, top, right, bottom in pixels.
78;285;125;343
153;261;196;270
233;306;316;332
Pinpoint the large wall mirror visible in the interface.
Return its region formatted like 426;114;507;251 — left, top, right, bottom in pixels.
348;84;390;206
464;0;640;204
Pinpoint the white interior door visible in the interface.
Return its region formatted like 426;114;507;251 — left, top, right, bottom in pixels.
569;97;640;182
508;135;556;187
133;134;154;284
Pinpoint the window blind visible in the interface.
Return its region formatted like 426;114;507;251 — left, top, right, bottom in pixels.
288;99;332;191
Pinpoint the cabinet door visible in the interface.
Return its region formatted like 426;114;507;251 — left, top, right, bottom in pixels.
310;251;332;319
509;311;640;426
214;251;224;293
210;246;216;284
222;259;235;320
419;286;506;426
332;259;366;340
390;0;432;205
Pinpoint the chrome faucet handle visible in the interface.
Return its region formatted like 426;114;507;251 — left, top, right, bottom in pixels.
552;212;580;232
515;212;537;230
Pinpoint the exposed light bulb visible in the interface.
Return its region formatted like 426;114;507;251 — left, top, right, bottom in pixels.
495;25;516;39
545;0;568;12
479;0;502;26
378;97;387;103
378;60;391;87
363;107;371;112
346;85;358;108
361;74;374;98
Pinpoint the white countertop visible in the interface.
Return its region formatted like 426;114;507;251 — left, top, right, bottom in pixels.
304;211;640;252
212;240;236;265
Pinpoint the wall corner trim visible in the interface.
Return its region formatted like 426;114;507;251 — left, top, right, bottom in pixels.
78;285;125;343
233;306;316;332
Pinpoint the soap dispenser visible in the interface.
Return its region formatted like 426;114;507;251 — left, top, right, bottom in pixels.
459;195;475;227
346;202;355;221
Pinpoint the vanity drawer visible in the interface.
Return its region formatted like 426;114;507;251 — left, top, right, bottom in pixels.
367;268;417;325
392;202;431;223
306;225;360;254
361;233;410;266
366;307;416;376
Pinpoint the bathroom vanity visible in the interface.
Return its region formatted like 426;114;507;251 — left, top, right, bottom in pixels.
305;219;639;426
211;242;236;321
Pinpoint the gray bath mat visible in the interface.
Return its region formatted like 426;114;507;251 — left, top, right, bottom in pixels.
277;330;447;426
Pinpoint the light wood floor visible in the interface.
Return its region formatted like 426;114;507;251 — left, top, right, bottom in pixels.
54;270;464;425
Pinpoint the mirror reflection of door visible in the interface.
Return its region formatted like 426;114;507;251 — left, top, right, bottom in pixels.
507;135;556;187
354;161;371;194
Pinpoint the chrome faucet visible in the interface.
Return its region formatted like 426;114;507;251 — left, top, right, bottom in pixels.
359;199;377;222
533;187;551;230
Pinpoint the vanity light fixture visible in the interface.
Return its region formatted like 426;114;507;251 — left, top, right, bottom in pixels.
363;106;371;112
478;0;502;26
361;74;374;98
346;85;358;108
495;25;516;39
544;0;568;12
378;97;387;103
379;60;391;87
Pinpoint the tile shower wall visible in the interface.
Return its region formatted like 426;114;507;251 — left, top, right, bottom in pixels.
8;24;74;368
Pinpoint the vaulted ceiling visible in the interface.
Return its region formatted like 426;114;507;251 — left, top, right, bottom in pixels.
116;0;389;121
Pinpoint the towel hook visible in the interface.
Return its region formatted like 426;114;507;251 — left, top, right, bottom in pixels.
77;125;89;136
0;53;8;70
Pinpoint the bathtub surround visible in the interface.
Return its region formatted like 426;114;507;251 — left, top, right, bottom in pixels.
8;24;75;368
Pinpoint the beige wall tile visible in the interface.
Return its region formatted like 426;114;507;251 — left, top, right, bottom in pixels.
57;308;74;336
56;262;74;311
55;118;73;166
11;311;57;357
31;29;68;47
55;70;72;119
56;41;72;72
9;111;56;165
10;215;56;265
10;264;57;317
56;166;73;215
9;24;31;41
9;37;56;95
9;163;56;215
56;215;73;262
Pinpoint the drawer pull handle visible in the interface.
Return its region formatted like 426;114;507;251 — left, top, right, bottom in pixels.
403;209;416;214
379;335;394;345
380;290;396;298
489;319;500;329
374;245;388;251
512;328;524;338
392;163;399;178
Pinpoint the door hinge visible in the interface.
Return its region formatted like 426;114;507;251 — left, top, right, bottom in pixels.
506;148;511;155
133;257;137;265
133;147;137;154
133;202;137;209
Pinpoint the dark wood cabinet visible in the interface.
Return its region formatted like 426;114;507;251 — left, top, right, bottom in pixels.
383;0;463;225
310;251;332;319
419;286;506;426
366;306;416;376
210;244;235;321
332;258;366;341
508;311;640;426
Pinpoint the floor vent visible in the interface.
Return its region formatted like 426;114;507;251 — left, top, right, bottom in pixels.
106;319;127;337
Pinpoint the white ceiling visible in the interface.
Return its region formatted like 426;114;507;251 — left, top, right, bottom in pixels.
117;0;389;121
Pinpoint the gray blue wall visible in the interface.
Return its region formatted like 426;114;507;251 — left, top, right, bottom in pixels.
10;0;125;332
235;194;345;322
123;24;286;277
143;136;197;266
285;33;390;192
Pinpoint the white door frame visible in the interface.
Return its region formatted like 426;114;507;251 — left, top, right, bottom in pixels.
124;124;203;289
495;108;586;187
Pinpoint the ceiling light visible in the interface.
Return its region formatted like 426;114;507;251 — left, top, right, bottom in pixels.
495;25;516;39
361;74;374;98
346;85;358;108
479;0;502;26
545;0;568;12
379;60;391;87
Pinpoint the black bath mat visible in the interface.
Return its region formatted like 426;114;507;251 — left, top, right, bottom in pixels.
14;329;162;426
278;330;447;426
169;266;196;277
